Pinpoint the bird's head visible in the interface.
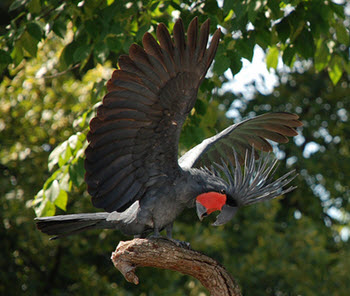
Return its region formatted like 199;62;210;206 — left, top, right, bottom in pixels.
193;167;239;226
195;148;297;226
195;190;239;226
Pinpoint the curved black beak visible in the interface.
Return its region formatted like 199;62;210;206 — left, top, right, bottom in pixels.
196;201;208;221
212;205;238;226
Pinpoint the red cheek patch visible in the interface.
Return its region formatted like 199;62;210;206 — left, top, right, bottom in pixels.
196;192;227;214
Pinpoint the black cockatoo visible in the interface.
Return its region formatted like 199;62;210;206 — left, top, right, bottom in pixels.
36;17;302;239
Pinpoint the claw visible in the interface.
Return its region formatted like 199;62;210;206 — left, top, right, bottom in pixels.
148;236;191;249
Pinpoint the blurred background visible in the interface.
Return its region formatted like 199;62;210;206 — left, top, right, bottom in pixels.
1;0;349;295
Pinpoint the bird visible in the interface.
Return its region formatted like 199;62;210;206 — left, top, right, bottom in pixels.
35;17;302;240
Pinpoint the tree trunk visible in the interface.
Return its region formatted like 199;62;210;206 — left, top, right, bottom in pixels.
111;238;241;296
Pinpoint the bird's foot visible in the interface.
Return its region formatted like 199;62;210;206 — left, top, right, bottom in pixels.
148;235;191;249
168;238;191;249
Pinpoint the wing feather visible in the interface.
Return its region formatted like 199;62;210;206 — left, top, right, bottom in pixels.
197;19;210;61
179;112;302;169
85;18;221;211
187;17;198;55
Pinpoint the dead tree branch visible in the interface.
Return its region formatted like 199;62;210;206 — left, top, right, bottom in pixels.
111;238;241;296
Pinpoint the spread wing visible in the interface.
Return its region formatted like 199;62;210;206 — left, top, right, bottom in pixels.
84;17;221;212
179;112;303;169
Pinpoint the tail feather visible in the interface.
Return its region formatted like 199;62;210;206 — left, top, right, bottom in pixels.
35;212;112;239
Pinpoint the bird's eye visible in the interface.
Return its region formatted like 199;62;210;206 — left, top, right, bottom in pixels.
220;189;226;194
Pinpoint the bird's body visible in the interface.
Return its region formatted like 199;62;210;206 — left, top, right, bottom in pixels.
37;168;227;237
36;17;302;239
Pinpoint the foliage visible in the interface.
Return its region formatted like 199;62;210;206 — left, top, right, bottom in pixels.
1;0;349;295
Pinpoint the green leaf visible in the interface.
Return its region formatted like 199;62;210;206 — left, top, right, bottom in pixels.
214;55;231;75
20;31;38;57
9;0;29;11
314;39;330;72
94;42;110;64
268;0;283;19
34;196;56;217
295;28;314;59
85;19;101;38
194;99;208;116
28;0;41;13
106;35;121;51
73;44;92;63
52;20;67;38
266;47;279;70
48;141;68;171
328;55;343;85
200;102;218;127
27;22;43;41
45;180;60;203
344;61;350;75
236;38;254;61
69;157;85;187
229;52;243;75
150;1;159;11
58;145;72;167
68;134;82;151
282;45;295;67
54;189;68;211
0;50;12;64
136;24;151;40
335;21;350;45
232;1;246;21
223;0;234;14
275;17;290;43
60;41;79;67
330;2;345;18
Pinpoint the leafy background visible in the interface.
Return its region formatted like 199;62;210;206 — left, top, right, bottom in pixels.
1;0;349;295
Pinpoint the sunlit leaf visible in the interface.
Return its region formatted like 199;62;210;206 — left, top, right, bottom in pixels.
45;179;60;203
59;170;71;192
58;144;72;167
54;189;68;211
48;141;68;171
315;39;330;72
34;190;56;217
266;46;279;70
328;55;343;85
38;198;56;217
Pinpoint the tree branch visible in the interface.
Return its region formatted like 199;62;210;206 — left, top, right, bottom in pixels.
111;238;241;296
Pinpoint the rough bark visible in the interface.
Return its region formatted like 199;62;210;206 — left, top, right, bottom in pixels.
111;238;242;296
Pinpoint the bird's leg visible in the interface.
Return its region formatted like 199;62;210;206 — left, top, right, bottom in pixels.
165;223;173;239
147;224;190;249
150;226;161;237
165;223;191;249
